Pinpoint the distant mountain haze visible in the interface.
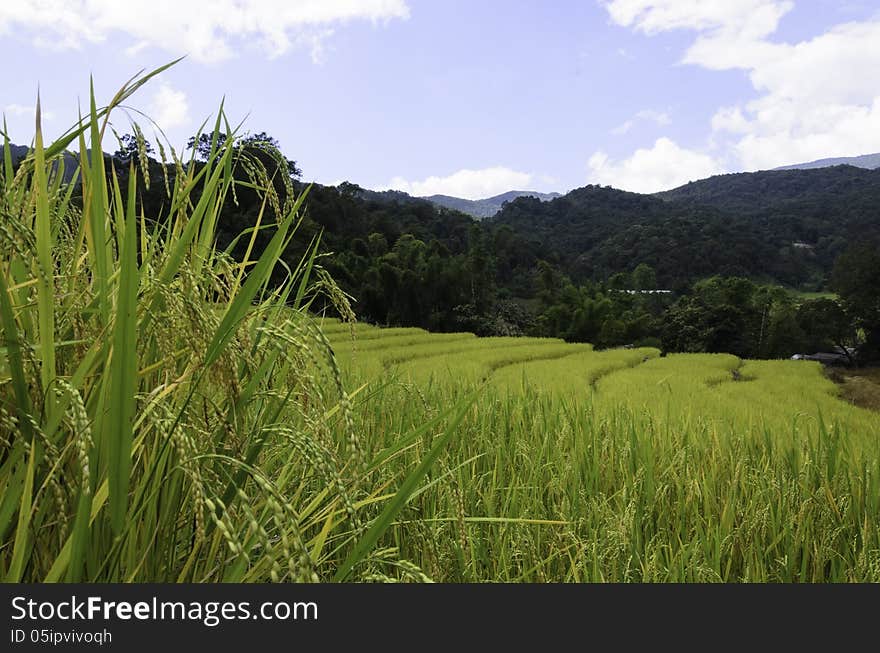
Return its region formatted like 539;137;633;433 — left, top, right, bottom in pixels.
408;150;880;217
340;184;562;218
773;153;880;171
6;143;95;184
421;190;563;219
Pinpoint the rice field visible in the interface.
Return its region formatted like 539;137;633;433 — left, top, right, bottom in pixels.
318;316;880;582
3;67;878;584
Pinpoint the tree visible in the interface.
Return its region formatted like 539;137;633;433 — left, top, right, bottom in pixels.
535;260;563;305
607;271;631;290
763;301;807;359
113;133;153;160
797;298;856;364
660;276;760;357
239;131;302;179
367;232;389;258
832;243;880;362
632;263;657;290
184;130;301;178
186;132;227;160
465;225;495;312
338;181;363;199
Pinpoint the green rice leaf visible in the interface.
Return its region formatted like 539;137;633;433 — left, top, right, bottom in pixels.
104;163;140;534
333;391;477;581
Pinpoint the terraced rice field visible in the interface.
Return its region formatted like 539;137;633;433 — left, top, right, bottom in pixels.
320;317;878;441
8;63;876;588
314;316;880;582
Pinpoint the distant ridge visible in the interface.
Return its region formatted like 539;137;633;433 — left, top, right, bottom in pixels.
5;143;80;183
422;190;562;219
6;144;29;166
774;152;880;171
656;165;880;214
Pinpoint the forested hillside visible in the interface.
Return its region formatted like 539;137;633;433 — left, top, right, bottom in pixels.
488;186;780;288
657;165;880;216
10;137;880;360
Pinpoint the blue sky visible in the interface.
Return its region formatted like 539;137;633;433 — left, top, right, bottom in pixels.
2;1;880;197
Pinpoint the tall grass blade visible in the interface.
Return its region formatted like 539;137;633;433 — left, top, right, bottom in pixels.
6;443;36;582
204;187;309;367
32;92;56;421
0;269;33;441
103;164;140;533
333;391;477;581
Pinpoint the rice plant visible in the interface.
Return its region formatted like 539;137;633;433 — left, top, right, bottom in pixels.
493;347;660;395
0;65;466;583
338;331;880;581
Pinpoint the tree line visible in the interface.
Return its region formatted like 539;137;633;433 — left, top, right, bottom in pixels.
87;132;880;364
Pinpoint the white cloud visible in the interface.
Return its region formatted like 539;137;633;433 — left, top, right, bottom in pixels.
588;137;724;193
711;106;750;134
603;1;880;170
603;1;792;38
603;0;794;73
4;103;54;121
384;167;534;200
611;108;670;135
611;120;634;135
0;0;410;63
148;83;190;129
635;109;671;125
124;40;150;57
730;98;880;170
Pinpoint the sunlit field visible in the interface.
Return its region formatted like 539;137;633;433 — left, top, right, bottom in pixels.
321;316;880;582
2;67;878;584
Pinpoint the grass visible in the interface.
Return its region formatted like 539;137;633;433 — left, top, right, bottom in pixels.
335;336;880;581
3;65;878;583
391;341;591;385
493;347;660;395
0;66;471;582
335;335;568;379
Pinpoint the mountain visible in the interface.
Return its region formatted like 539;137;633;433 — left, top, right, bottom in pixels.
7;144;29;164
492;164;880;289
655;165;880;214
7;139;880;296
4;143;88;184
774;153;880;171
489;185;775;288
422;190;562;219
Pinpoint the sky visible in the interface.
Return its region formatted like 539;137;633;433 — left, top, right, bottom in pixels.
2;0;880;198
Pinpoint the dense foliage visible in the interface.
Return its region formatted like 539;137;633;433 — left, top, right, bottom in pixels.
303;170;879;361
10;132;879;362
